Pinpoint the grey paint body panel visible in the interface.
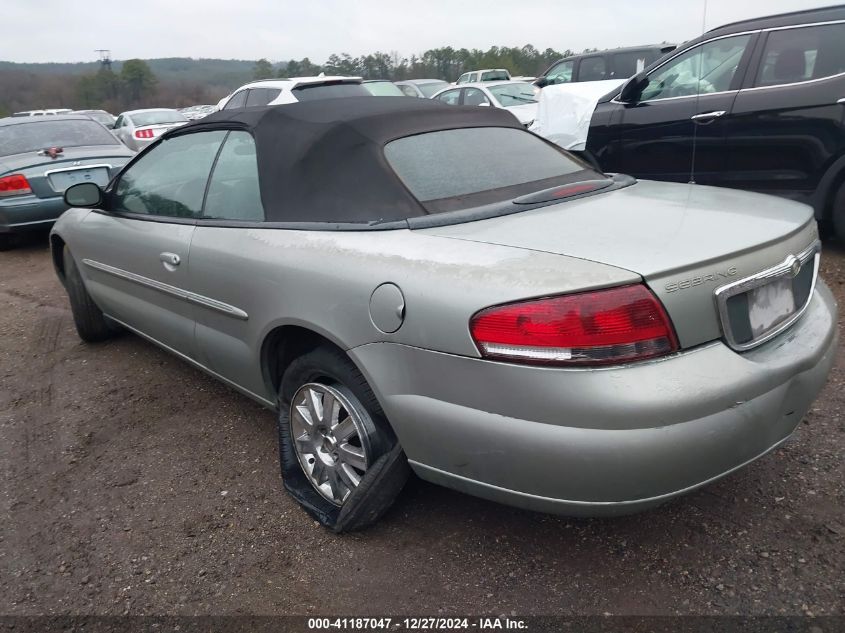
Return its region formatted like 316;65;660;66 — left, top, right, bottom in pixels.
421;180;818;348
350;282;838;511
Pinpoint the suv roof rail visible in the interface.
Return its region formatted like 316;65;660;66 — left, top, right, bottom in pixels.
708;4;843;32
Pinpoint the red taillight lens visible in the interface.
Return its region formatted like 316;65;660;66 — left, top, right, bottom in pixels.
470;285;678;366
0;173;32;198
134;129;154;139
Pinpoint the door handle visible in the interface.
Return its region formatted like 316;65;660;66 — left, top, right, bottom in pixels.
160;252;181;270
690;110;726;123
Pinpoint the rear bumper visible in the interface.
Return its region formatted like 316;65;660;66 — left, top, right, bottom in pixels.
0;195;67;233
349;281;838;516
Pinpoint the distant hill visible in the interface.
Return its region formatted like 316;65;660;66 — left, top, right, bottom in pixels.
0;57;272;90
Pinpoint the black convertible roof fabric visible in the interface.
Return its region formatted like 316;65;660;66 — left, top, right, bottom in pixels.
168;97;522;224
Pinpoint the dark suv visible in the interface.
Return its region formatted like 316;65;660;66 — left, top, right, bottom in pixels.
534;44;676;87
586;5;845;239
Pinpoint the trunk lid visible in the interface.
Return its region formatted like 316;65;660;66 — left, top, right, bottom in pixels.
0;146;133;199
419;180;819;349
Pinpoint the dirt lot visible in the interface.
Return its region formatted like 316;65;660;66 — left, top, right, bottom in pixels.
0;232;843;617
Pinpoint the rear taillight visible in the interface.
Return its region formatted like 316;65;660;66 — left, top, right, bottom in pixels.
135;129;154;139
470;285;678;366
0;173;32;198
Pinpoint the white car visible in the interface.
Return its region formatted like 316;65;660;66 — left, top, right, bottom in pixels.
455;69;511;84
112;109;189;151
11;109;73;117
431;81;538;127
216;76;369;111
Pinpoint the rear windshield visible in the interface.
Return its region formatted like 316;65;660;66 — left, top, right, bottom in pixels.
0;119;120;156
418;81;449;97
129;111;188;127
363;82;405;96
481;70;510;81
384;127;587;212
292;82;370;101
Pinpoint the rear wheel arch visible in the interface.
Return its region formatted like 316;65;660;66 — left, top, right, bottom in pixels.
261;325;359;397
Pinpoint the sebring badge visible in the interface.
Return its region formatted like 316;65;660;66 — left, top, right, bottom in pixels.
665;267;738;293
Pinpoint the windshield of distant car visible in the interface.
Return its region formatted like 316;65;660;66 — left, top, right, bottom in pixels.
83;111;116;126
385;127;592;213
0;119;120;156
418;81;449;97
292;82;370;101
363;82;405;96
488;83;537;107
129;111;188;127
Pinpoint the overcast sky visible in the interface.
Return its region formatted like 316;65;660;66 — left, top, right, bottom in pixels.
2;0;827;64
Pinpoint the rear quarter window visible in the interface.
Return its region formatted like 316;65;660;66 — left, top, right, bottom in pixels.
384;127;585;211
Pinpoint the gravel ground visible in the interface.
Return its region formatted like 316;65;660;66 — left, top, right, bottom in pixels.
0;232;843;617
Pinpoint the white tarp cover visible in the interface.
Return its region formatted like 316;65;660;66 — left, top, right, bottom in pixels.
529;79;625;151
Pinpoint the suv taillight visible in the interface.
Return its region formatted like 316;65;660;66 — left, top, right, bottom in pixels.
0;174;32;198
470;285;678;366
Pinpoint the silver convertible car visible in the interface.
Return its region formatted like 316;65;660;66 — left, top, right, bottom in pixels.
50;98;838;531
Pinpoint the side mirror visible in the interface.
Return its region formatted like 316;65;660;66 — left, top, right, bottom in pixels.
534;77;549;89
64;182;103;208
618;72;648;104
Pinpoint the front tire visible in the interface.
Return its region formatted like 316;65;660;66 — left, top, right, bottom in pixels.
63;246;118;343
277;345;409;531
0;233;18;251
833;182;845;243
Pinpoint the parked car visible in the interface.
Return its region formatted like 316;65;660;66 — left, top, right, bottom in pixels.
0;114;133;249
456;69;511;84
50;97;836;530
535;44;677;88
431;81;538;126
586;5;845;239
113;109;189;151
72;109;117;129
11;109;74;117
362;80;406;96
216;76;369;111
179;105;217;121
394;79;449;98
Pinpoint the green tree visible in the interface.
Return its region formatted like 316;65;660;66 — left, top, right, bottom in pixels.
252;58;274;80
121;59;156;102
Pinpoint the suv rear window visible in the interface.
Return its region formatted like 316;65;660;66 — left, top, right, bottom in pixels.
384;127;586;211
292;82;370;101
0;119;119;156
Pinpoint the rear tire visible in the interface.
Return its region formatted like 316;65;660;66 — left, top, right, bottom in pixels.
277;345;409;532
0;233;18;251
63;246;117;343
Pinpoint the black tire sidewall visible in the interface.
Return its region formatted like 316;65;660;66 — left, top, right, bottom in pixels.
277;346;396;525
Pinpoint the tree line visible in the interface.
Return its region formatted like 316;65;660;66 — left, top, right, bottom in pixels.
0;44;587;116
256;44;577;81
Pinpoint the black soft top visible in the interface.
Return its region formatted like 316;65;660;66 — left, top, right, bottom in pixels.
167;97;522;225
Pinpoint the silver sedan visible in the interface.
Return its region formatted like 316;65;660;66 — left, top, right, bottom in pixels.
113;108;189;151
50;97;838;531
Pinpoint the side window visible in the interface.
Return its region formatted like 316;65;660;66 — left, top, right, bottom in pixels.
611;51;650;78
114;115;124;128
436;89;462;105
641;34;751;101
399;84;418;97
224;90;248;110
245;88;282;107
755;23;845;87
578;56;607;81
463;87;490;106
203;131;264;222
546;60;574;85
112;131;227;218
457;73;469;84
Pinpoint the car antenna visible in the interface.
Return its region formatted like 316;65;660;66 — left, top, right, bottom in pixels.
689;0;709;185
